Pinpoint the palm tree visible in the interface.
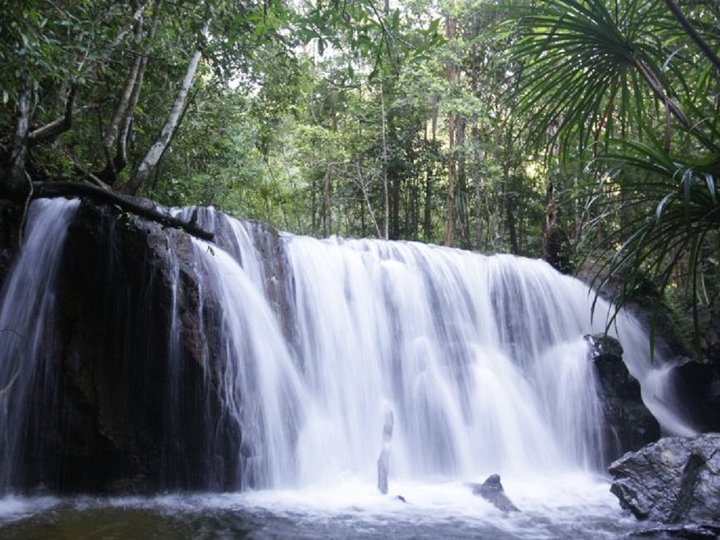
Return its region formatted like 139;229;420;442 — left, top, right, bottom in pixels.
508;0;719;352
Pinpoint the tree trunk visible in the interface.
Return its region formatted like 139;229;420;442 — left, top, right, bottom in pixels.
503;162;519;254
311;174;318;236
381;90;390;240
443;12;458;247
472;126;483;252
103;6;145;161
445;110;457;247
357;162;381;237
322;166;332;236
126;22;207;194
3;83;32;198
423;100;438;241
456;116;470;249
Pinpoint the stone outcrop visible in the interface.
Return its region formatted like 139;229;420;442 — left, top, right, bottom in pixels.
609;433;720;525
585;334;661;463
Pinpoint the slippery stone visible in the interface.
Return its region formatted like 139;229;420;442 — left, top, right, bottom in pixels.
585;334;661;463
609;433;720;524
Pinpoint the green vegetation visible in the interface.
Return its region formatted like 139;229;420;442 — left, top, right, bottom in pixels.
1;0;718;352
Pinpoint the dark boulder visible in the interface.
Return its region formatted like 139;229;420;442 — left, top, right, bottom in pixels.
609;433;720;525
585;334;661;463
470;474;520;513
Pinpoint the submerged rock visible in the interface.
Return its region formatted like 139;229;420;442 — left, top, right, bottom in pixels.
585;334;660;463
609;433;720;524
471;474;520;513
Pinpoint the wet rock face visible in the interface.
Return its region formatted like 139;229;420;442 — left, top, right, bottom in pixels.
584;334;661;464
672;359;720;433
609;433;720;525
20;201;237;494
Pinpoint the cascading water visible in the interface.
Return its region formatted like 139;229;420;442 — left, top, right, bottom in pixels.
0;199;699;538
0;198;80;489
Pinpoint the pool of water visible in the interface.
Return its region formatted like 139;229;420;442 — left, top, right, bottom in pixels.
0;472;668;539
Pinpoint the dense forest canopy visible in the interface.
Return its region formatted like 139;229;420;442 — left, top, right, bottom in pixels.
1;0;718;351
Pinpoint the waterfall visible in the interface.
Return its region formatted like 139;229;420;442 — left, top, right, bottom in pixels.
0;199;80;489
0;200;694;494
187;209;695;489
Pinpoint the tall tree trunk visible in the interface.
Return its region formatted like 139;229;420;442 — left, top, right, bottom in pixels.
456;116;470;249
472;126;483;252
322;166;332;236
356;162;381;237
103;4;145;159
423;99;438;241
443;12;458;247
311;175;318;236
469;33;483;252
502;148;519;254
445;110;457;247
381;90;390;240
126;22;207;194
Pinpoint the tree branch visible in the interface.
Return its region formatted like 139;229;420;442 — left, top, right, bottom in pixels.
31;181;214;240
28;86;81;146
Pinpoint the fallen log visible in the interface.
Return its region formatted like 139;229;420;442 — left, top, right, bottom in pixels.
31;181;214;241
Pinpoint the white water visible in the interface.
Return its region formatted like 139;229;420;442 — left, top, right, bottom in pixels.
188;212;695;492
